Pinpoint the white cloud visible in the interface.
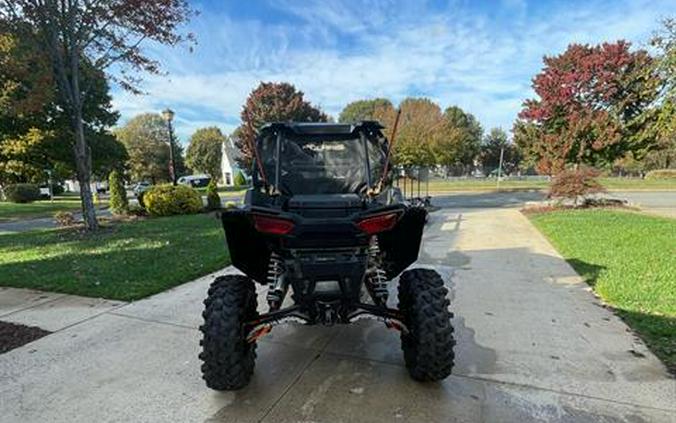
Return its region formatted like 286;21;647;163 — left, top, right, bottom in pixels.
110;0;676;140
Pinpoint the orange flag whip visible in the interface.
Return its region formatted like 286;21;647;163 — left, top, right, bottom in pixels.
244;109;268;187
374;108;401;194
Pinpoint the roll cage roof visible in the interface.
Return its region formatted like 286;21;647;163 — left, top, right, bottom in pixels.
258;121;385;137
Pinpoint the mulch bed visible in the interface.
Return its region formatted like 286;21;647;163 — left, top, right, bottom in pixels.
0;321;51;354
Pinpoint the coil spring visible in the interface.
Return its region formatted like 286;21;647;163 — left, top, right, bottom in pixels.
366;238;389;305
266;252;286;310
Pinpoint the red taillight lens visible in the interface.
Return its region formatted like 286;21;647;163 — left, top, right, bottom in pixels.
252;214;295;235
357;212;399;235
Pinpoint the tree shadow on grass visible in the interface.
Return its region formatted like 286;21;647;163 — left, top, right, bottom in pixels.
564;258;675;376
615;308;676;377
566;258;606;288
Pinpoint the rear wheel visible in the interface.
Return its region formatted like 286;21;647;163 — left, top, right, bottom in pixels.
398;268;455;381
199;275;258;390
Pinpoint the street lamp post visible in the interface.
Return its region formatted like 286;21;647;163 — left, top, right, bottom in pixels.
162;108;177;186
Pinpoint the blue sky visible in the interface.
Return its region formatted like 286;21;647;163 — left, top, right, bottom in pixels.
110;0;676;143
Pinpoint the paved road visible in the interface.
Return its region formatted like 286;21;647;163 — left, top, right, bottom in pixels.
432;189;676;212
1;205;674;422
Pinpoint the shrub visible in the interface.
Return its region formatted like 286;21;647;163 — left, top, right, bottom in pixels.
234;171;247;187
205;179;221;210
3;183;41;203
54;211;76;227
51;183;65;195
108;170;128;215
143;184;202;217
548;167;605;206
645;169;676;180
127;204;147;217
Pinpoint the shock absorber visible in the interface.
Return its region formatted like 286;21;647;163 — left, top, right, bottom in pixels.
266;252;288;311
365;237;389;306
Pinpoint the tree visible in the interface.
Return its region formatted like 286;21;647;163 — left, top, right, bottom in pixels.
0;128;51;185
0;0;195;230
234;170;246;187
480;128;520;175
338;98;393;123
436;106;483;175
205;178;220;210
108;169;128;215
236;82;328;168
639;18;676;170
186;127;225;178
548;167;605;206
371;98;442;169
115;113;185;184
514;41;659;174
1;27;127;186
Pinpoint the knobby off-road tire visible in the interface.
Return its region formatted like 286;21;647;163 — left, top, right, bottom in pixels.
398;268;455;381
199;275;258;390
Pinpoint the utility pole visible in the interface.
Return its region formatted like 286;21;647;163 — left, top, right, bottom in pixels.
496;146;505;190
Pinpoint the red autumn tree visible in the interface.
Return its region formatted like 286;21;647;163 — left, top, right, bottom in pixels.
235;82;328;169
514;41;659;174
0;0;195;230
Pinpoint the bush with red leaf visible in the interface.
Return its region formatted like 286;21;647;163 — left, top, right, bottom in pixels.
548;167;606;206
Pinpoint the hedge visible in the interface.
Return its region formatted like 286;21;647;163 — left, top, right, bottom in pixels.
143;184;202;217
2;183;41;203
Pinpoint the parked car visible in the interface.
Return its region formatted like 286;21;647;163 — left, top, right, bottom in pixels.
38;185;51;199
178;174;211;188
94;181;109;193
132;182;151;197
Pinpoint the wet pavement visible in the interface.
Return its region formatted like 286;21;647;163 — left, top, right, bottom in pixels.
1;205;675;422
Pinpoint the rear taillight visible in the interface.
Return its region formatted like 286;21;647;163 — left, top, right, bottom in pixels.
356;212;399;235
252;214;295;235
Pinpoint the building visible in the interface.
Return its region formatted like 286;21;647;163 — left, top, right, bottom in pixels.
221;137;242;186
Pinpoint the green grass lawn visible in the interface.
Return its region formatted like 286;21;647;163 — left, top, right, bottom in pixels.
407;177;676;192
0;198;83;222
0;195;110;222
529;209;676;372
0;213;230;301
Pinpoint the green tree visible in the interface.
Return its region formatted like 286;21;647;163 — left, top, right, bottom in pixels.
436;106;483;175
338;98;393;123
0;28;125;187
205;178;220;210
236;82;328;168
234;170;247;187
186;127;225;178
108;169;128;215
1;0;195;230
115;113;185;184
640;19;676;169
480;128;520;175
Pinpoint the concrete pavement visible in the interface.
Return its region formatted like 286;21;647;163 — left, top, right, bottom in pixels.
1;205;674;422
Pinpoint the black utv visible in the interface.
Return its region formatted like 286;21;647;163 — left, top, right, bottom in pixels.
199;121;455;390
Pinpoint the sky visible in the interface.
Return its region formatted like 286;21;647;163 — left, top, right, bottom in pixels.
110;0;676;143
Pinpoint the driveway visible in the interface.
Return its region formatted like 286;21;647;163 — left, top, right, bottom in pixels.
1;202;674;422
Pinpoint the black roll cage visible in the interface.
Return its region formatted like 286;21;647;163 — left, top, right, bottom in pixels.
250;121;389;196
